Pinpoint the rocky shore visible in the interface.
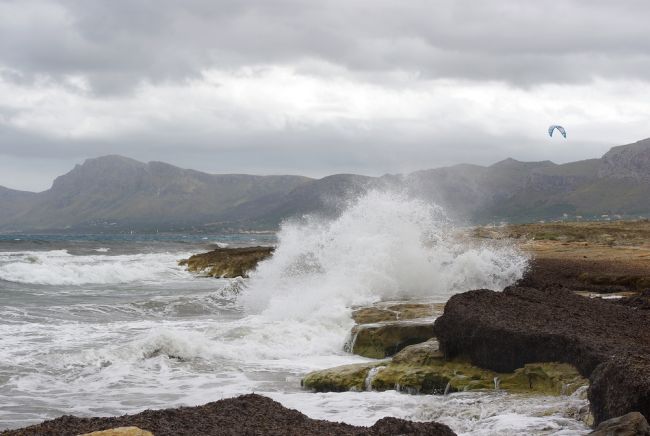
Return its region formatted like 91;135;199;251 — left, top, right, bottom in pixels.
0;394;455;436
434;285;650;425
478;220;650;294
9;221;648;434
302;221;650;433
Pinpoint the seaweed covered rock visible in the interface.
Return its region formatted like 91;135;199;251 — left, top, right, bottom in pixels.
178;246;273;278
3;394;456;436
433;286;650;424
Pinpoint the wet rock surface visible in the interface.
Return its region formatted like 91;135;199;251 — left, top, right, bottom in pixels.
351;303;443;324
301;361;388;392
304;338;588;396
178;246;273;278
589;411;650;435
348;321;436;359
433;286;650;424
1;394;456;436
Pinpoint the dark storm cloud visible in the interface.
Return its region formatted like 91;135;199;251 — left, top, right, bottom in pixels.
2;0;650;93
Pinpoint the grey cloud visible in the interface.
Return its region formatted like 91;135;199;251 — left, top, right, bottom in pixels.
0;0;643;191
2;0;650;93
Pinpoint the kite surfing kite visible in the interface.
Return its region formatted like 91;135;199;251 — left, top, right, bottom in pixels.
548;125;566;138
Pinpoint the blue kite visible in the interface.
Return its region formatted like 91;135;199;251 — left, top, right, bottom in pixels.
548;125;567;138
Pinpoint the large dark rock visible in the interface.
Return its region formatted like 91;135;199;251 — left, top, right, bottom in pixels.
617;290;650;310
1;394;456;436
521;257;650;293
433;286;650;424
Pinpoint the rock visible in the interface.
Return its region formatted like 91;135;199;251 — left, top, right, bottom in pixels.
78;428;154;436
352;307;398;324
590;412;650;435
348;321;436;358
5;393;456;436
433;286;650;424
301;362;387;392
304;338;587;396
521;257;650;294
178;246;273;278
374;359;586;396
391;339;443;366
351;303;443;324
368;417;456;436
370;358;496;395
617;289;650;310
499;362;588;396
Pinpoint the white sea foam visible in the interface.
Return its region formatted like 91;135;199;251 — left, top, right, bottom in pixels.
270;390;590;435
0;250;194;285
0;193;580;435
242;190;528;321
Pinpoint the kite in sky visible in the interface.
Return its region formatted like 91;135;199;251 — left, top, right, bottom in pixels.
548;125;567;138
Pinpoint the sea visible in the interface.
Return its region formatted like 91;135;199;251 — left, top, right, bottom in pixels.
0;191;591;435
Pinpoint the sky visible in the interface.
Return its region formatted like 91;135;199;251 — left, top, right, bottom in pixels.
2;0;650;191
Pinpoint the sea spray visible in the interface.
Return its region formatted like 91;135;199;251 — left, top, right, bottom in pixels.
0;235;591;434
364;366;385;391
241;190;528;321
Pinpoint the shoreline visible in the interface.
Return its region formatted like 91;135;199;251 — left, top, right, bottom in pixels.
5;221;650;434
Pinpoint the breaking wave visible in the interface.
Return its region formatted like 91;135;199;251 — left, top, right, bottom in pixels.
242;190;528;319
0;250;193;285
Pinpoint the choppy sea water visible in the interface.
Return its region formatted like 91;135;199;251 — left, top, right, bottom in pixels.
0;192;591;435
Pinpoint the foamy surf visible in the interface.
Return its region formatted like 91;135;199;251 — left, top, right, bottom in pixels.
0;250;195;285
0;194;591;435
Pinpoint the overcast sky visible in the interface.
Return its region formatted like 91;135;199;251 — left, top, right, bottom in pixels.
2;0;650;191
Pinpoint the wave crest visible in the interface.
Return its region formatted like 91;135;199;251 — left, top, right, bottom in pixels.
242;190;528;318
0;250;192;285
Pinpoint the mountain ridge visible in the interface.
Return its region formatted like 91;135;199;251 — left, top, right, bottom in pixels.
1;139;649;231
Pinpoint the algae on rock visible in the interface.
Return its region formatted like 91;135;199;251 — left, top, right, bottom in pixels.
301;362;387;392
304;340;588;396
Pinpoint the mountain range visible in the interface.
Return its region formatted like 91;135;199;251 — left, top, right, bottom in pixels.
1;138;650;232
